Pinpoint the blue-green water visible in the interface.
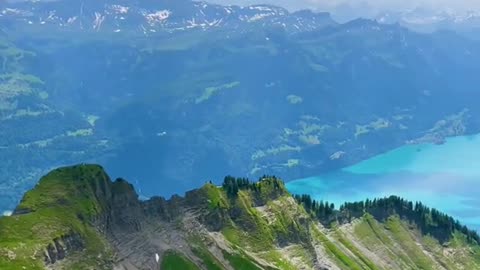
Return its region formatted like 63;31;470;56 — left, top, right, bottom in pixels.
286;134;480;230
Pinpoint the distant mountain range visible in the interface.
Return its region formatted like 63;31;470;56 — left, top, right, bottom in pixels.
3;0;480;37
0;0;336;34
375;8;480;36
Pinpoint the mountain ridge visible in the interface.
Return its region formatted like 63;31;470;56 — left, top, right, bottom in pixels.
0;0;336;35
1;164;480;269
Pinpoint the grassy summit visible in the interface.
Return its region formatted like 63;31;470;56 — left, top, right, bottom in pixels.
0;165;114;269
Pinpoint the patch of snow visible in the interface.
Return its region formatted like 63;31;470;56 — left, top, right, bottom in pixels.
93;12;105;31
247;13;273;22
67;16;77;24
111;5;129;14
2;211;12;216
145;10;171;26
208;18;222;26
46;11;56;21
186;18;199;28
2;8;27;15
249;6;273;12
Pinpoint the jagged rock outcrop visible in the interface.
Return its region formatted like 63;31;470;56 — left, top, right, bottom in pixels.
44;233;84;265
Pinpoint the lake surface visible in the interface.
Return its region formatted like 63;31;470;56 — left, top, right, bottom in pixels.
286;134;480;230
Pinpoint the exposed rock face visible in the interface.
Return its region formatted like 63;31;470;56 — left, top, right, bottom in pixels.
44;233;84;265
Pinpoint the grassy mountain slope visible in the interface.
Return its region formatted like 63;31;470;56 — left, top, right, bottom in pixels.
0;164;479;270
0;165;114;269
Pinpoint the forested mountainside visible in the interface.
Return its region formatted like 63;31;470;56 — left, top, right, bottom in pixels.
1;164;479;270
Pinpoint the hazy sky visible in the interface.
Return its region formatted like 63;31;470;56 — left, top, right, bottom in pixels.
6;0;480;21
7;0;480;11
7;0;480;12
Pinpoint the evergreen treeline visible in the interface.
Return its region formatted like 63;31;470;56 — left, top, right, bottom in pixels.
221;175;282;197
220;175;479;244
295;194;480;244
293;194;335;220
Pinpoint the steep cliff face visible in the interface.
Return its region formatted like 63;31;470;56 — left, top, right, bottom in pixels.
1;164;480;270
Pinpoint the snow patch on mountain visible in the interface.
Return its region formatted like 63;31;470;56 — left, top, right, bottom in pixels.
93;12;105;31
247;12;275;22
110;5;129;14
145;10;171;26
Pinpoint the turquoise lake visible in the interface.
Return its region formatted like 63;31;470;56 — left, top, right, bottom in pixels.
286;134;480;230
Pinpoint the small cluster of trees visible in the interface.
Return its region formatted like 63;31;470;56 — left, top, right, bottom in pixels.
294;194;335;220
221;175;282;198
295;194;480;244
222;176;252;197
